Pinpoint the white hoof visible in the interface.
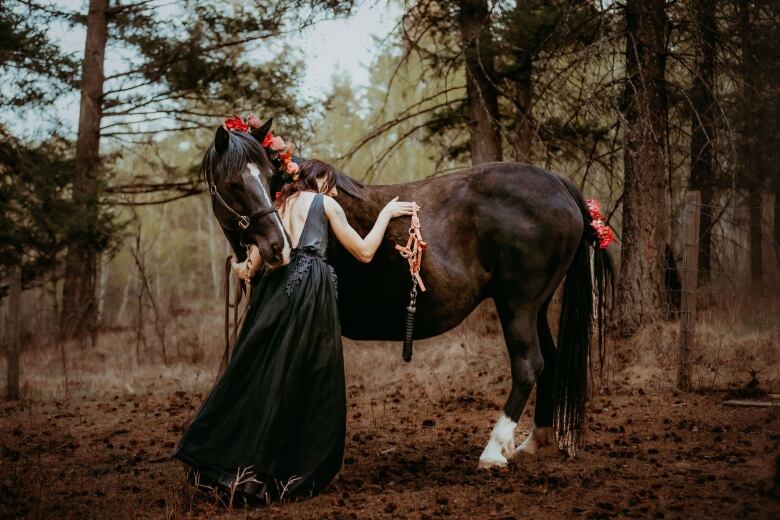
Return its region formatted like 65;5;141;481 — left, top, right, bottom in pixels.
478;413;517;469
515;425;555;457
478;451;508;469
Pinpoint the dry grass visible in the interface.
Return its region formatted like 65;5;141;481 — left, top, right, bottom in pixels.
1;285;777;403
610;284;780;393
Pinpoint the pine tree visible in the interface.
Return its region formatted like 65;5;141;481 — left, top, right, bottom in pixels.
614;0;670;336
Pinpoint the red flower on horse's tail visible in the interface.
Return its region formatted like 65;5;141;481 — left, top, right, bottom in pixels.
585;198;617;249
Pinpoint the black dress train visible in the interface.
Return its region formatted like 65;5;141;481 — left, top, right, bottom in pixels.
172;192;345;501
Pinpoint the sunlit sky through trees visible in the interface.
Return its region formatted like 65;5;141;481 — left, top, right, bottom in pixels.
7;0;401;139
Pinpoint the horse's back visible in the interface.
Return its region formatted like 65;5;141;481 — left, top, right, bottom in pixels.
334;161;586;338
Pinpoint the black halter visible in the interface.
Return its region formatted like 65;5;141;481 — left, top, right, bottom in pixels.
206;166;279;232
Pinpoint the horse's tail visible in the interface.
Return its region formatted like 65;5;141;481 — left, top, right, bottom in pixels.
553;178;615;452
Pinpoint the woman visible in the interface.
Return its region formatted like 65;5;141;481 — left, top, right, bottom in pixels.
172;158;417;503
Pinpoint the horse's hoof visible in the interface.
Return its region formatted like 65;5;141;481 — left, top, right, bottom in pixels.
515;439;539;457
478;454;508;469
515;426;555;457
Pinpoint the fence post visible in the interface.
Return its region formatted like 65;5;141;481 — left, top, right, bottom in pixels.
677;191;701;392
6;264;21;400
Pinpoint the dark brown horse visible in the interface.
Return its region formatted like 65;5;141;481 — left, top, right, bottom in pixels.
202;120;612;467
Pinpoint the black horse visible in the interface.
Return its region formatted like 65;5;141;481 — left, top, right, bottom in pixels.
201;119;612;467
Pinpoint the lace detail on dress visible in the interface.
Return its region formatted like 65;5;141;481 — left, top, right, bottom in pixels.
285;247;315;295
285;246;338;299
327;264;339;298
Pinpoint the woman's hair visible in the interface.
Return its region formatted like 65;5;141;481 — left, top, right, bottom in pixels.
275;159;338;211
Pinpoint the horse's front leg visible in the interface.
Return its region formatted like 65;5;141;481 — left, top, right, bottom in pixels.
478;302;543;469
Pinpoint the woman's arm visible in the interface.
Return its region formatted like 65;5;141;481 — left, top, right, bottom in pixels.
324;195;418;263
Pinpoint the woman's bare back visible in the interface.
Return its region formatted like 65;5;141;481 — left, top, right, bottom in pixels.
279;190;320;250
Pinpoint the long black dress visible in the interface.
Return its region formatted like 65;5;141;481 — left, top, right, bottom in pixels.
172;192;345;501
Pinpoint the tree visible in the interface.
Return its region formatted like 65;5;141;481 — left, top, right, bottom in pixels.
60;0;109;342
688;0;717;285
0;0;78;109
739;1;762;282
0;127;77;289
614;0;669;336
458;0;502;163
0;1;80;290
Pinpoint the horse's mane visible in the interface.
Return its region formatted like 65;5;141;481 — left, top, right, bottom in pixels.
332;165;366;199
200;131;275;185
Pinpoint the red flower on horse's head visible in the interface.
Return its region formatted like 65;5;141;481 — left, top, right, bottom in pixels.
278;147;292;163
261;131;274;148
224;115;249;132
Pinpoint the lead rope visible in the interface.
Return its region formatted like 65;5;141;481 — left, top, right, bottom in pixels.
395;205;427;362
217;245;255;381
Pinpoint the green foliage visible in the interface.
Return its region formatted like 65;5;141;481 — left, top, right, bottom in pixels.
0;0;78;108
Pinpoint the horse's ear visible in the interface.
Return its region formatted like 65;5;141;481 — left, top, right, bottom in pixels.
250;117;273;144
215;125;230;155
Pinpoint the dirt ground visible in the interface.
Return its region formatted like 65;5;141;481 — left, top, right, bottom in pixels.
1;374;778;519
1;297;779;519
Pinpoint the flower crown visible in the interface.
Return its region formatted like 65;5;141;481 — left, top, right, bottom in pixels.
223;114;300;182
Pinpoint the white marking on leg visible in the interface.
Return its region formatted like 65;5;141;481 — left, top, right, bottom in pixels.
478;413;517;469
247;163;290;263
515;423;555;456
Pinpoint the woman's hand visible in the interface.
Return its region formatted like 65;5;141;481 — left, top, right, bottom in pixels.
380;196;420;219
231;245;263;281
231;258;249;280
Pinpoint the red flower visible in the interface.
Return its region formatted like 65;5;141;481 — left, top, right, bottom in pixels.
224;115;249;132
592;221;616;249
261;131;274;148
585;198;616;248
585;198;604;220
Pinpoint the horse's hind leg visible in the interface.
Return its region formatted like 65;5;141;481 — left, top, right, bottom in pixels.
516;298;556;456
478;299;543;469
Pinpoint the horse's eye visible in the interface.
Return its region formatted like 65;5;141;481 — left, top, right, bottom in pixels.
226;179;243;190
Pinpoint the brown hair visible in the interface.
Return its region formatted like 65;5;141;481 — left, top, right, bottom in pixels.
275;159;338;211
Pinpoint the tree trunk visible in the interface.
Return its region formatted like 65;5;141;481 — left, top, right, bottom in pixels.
775;182;780;271
749;189;763;282
614;0;669;337
458;0;502;164
739;2;763;282
512;52;533;163
60;0;109;341
688;0;717;285
5;265;21;400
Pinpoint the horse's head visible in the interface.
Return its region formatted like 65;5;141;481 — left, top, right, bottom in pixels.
201;117;290;268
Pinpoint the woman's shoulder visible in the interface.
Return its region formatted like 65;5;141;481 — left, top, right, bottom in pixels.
284;190;316;212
